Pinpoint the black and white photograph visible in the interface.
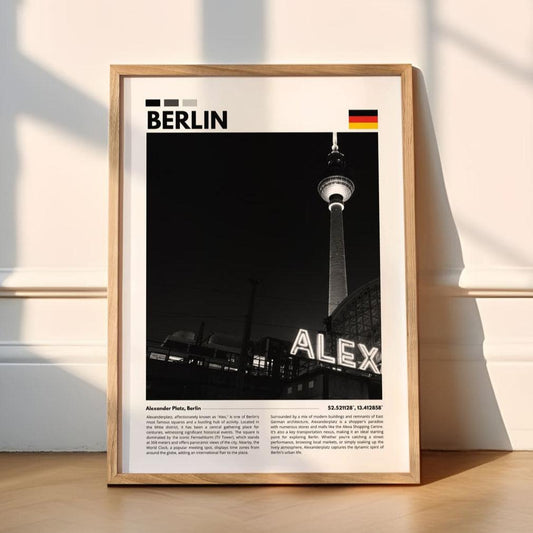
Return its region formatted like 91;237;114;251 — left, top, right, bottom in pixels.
146;130;382;401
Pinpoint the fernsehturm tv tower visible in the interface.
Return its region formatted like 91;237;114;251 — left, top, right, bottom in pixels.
318;133;355;316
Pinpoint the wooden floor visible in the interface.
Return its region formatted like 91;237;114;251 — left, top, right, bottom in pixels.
1;452;532;532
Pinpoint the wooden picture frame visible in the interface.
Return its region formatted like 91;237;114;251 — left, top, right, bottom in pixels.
108;64;419;484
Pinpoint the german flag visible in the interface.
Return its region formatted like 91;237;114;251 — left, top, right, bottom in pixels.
349;110;378;130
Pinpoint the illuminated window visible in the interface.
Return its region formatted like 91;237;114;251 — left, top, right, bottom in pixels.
253;354;266;368
297;383;303;391
287;386;293;394
309;380;314;389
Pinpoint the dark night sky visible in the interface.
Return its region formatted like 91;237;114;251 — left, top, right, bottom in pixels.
146;132;380;344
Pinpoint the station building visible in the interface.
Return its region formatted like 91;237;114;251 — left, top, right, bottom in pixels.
147;280;382;400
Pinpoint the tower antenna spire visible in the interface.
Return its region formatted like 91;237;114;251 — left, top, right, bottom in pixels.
332;132;338;151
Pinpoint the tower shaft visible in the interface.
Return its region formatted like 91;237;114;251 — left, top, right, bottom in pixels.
318;133;354;316
328;203;348;315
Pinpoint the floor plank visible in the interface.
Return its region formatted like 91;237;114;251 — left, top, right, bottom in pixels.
0;452;532;532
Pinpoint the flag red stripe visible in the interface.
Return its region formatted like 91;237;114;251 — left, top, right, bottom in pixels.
348;116;378;123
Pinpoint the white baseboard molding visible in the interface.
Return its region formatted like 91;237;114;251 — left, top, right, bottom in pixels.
419;267;533;297
0;342;107;364
0;268;107;298
0;364;106;451
1;266;532;298
421;341;533;362
1;340;530;364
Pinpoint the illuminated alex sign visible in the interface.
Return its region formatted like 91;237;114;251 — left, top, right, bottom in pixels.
290;329;381;374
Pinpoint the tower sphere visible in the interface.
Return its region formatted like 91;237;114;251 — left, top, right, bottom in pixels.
317;175;355;204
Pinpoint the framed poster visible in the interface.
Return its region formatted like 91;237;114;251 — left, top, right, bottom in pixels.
108;65;419;484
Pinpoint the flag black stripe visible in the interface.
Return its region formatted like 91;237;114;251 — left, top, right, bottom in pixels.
349;110;378;116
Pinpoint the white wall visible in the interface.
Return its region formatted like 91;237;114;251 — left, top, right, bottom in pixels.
1;0;531;450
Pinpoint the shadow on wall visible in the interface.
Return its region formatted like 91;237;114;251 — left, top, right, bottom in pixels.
200;0;513;450
1;0;269;451
0;362;106;451
0;0;107;450
0;0;514;451
413;68;511;450
0;0;107;263
202;0;266;62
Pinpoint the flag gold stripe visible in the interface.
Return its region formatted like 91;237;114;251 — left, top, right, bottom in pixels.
348;123;378;129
